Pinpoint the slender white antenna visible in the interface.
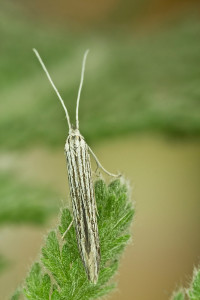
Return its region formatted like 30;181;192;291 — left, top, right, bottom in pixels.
33;48;71;130
76;49;89;130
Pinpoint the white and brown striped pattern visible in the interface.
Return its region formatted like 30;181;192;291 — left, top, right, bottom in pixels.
65;129;100;283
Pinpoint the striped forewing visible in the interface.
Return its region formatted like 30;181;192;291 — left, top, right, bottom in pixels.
65;134;100;283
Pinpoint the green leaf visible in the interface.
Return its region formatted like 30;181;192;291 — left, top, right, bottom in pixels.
51;289;61;300
188;269;200;300
18;179;134;299
24;263;51;299
10;290;21;300
172;290;185;300
171;267;200;300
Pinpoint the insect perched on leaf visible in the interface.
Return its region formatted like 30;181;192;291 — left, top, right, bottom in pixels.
33;49;120;284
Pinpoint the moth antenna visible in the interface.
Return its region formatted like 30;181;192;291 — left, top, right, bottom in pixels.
33;48;71;130
76;49;90;130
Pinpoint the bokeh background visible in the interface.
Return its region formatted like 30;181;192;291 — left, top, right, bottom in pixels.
0;1;200;299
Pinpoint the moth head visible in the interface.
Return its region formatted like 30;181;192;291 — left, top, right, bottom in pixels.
69;127;83;138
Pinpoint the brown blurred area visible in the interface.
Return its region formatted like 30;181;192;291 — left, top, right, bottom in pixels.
16;0;200;29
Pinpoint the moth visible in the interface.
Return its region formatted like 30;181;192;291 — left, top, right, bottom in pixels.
33;49;119;284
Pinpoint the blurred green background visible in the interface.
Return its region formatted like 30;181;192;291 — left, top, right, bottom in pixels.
0;1;200;299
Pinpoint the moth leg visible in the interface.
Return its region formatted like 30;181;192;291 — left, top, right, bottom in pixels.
62;218;74;240
88;146;121;178
95;163;99;173
94;163;101;178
